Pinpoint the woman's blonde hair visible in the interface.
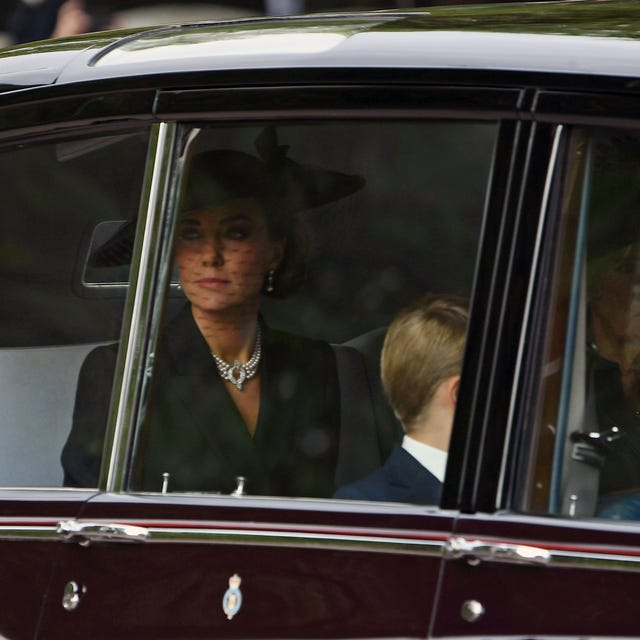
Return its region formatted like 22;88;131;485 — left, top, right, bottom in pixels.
381;293;469;433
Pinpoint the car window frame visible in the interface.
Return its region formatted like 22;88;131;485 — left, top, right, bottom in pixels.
0;120;157;495
504;93;640;518
98;121;180;492
0;81;527;512
111;95;527;513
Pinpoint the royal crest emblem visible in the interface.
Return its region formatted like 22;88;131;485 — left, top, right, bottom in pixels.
222;573;243;620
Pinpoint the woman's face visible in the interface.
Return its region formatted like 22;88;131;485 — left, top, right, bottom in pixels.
590;243;640;380
174;198;283;315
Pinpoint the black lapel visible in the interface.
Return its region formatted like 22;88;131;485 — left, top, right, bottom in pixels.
151;306;269;493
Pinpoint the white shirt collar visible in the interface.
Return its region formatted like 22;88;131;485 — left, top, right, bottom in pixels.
401;434;448;482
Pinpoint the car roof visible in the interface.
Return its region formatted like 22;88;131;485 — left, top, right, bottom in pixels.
2;0;640;93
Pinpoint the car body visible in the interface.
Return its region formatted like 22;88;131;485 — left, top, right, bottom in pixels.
3;2;640;638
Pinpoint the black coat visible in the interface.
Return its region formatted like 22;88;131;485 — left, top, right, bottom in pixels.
333;444;442;505
591;354;640;496
7;0;65;43
62;306;341;497
7;0;110;44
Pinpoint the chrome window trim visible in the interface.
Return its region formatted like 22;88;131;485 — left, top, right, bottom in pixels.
123;124;200;493
101;121;179;493
497;124;564;509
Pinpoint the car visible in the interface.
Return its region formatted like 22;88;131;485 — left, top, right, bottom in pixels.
3;2;640;638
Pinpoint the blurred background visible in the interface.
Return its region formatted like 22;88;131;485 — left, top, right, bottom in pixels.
0;0;453;48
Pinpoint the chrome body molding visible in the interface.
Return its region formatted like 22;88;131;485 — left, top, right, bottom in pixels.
0;523;60;541
141;526;446;555
445;536;551;566
57;519;150;543
445;535;640;573
3;519;640;572
0;518;445;554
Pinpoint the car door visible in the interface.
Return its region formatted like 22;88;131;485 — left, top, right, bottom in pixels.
432;95;640;637
0;489;96;640
36;87;523;639
0;124;152;639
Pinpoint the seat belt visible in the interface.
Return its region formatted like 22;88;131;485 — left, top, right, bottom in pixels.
561;269;603;517
561;383;605;517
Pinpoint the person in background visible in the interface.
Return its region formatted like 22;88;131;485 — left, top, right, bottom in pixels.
7;0;111;44
587;242;640;497
335;293;469;504
264;0;306;16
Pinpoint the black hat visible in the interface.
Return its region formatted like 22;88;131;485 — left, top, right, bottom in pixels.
181;126;365;215
89;127;364;267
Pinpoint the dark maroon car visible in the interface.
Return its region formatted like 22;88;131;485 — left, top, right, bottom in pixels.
3;2;640;638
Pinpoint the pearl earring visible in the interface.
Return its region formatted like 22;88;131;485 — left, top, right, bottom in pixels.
266;269;275;292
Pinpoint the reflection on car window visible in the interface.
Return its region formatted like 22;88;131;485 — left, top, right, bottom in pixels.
0;130;149;488
524;127;640;520
130;120;495;501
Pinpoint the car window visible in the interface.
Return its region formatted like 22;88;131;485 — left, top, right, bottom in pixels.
0;130;150;488
119;119;496;502
521;126;640;520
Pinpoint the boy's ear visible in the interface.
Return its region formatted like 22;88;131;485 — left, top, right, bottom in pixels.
448;375;461;408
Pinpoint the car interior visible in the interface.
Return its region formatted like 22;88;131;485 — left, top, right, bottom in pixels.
0;120;494;498
524;127;640;521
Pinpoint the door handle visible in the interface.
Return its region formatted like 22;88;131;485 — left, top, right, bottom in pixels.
57;519;150;545
445;536;551;566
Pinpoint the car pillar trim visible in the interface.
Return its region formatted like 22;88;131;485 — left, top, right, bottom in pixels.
101;121;179;493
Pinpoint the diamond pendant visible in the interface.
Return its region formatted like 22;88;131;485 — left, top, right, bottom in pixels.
226;361;247;390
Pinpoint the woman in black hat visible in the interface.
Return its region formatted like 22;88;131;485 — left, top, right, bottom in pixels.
62;128;364;497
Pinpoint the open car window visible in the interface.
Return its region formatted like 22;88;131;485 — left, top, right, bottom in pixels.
119;120;496;502
0;129;150;488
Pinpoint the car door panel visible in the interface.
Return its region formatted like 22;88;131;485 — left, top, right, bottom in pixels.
0;491;94;640
40;496;454;638
35;113;502;638
0;542;53;640
434;514;640;636
0;124;152;639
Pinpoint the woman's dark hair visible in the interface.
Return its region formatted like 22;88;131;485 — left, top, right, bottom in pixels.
261;200;309;298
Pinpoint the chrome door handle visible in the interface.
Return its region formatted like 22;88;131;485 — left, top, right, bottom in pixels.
57;520;149;545
445;536;550;566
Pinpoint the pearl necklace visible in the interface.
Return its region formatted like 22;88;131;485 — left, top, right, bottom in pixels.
211;328;262;391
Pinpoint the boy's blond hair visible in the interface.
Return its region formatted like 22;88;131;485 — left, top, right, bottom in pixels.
381;293;469;434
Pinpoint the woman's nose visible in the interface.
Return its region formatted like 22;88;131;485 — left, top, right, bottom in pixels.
202;236;224;266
